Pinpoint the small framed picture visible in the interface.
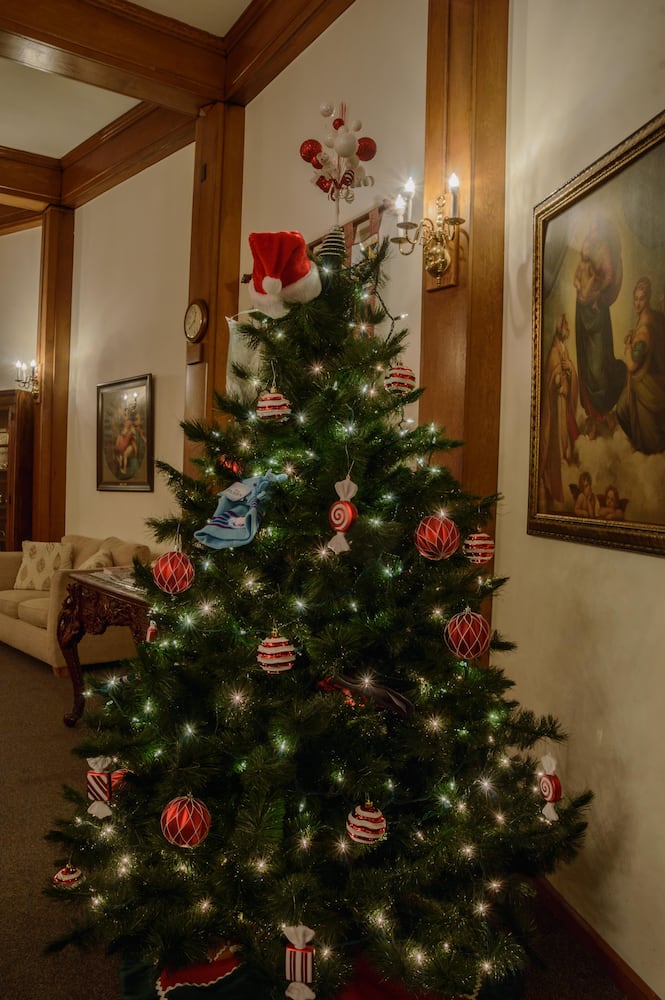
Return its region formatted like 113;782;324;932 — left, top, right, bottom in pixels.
97;374;154;492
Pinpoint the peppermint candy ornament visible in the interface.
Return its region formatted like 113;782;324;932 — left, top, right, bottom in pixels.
152;550;195;595
444;608;491;660
257;630;296;674
327;475;358;553
463;531;495;565
384;364;417;395
346;801;386;844
160;795;211;847
540;754;562;822
256;384;291;422
415;514;460;560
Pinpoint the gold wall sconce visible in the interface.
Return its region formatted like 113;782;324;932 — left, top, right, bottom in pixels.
15;360;40;400
391;174;465;288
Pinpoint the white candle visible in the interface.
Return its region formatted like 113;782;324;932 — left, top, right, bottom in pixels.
448;173;460;219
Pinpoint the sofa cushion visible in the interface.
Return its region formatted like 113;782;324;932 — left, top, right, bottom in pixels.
13;541;74;591
62;534;105;569
78;548;114;571
17;597;50;629
0;589;34;618
100;536;151;567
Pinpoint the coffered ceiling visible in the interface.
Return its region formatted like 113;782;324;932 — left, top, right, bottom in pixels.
0;0;354;225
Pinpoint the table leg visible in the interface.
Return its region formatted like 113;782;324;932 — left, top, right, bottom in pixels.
57;586;86;727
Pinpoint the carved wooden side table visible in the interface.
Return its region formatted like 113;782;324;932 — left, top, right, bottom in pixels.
57;571;148;726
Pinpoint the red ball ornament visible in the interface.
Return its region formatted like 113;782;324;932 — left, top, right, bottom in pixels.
256;389;291;422
161;795;211;848
462;531;495;565
540;773;563;803
332;116;345;130
53;863;85;889
444;609;491;660
384;365;416;395
346;802;386;844
315;176;333;193
356;137;377;161
152;550;195;595
299;138;322;163
415;515;460;560
329;500;358;533
257;630;296;674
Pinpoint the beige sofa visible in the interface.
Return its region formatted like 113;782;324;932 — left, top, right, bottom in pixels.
0;534;151;677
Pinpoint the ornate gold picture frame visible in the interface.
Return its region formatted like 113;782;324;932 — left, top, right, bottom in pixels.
97;374;154;492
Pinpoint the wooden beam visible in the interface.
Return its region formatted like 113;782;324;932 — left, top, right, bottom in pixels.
224;0;356;104
0;0;225;116
0;147;61;209
32;206;75;542
61;103;196;208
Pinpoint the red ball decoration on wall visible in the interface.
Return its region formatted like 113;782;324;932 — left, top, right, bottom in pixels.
415;515;460;561
462;532;495;565
299;138;322;163
356;137;377;161
444;609;491;660
539;773;563;804
152;550;195;595
160;795;211;848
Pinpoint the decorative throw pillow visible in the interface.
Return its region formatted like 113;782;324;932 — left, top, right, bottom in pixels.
78;548;114;571
13;541;74;591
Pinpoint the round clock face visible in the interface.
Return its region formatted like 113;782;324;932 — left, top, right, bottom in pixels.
184;300;208;342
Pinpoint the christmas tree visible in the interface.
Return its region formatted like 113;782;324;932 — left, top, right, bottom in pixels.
48;229;590;1000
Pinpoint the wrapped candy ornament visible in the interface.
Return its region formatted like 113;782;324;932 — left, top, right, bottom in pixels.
539;754;563;822
327;476;358;553
284;925;315;984
86;755;128;818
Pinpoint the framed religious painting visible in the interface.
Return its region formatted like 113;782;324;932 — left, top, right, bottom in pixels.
528;110;665;556
97;374;154;491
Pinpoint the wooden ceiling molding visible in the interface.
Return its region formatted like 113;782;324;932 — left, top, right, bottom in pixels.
0;146;61;210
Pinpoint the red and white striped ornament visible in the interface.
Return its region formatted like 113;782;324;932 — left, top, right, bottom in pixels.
160;795;211;848
329;499;358;534
256;385;291;422
152;550;195;595
53;863;85;889
462;531;495;565
284;925;316;984
539;754;562;822
257;630;296;674
540;773;562;803
415;514;460;560
384;365;416;395
346;802;386;844
444;609;490;660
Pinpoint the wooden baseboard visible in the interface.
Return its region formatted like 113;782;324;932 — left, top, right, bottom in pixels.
535;878;662;1000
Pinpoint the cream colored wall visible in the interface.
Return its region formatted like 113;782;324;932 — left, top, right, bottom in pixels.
66;145;195;551
0;227;41;390
496;1;665;994
241;0;427;382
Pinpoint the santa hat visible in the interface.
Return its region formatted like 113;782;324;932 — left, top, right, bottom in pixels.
248;231;322;318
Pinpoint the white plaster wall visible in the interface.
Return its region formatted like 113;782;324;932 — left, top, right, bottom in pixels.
496;1;665;993
66;145;195;550
241;0;427;382
0;227;41;390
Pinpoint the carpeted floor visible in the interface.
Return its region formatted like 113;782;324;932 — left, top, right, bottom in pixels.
0;644;626;1000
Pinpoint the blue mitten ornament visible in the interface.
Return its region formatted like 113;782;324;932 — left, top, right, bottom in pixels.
194;472;286;550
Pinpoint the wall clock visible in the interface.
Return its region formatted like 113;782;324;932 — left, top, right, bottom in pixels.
184;299;208;343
